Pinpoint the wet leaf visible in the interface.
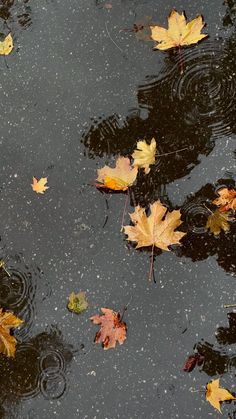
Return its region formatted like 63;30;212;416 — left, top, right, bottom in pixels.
90;307;127;350
0;33;13;55
96;157;138;191
150;9;208;50
67;292;88;314
206;209;233;235
132;138;156;174
206;378;236;412
0;309;24;357
183;353;204;372
31;177;49;194
123;200;186;251
213;187;236;212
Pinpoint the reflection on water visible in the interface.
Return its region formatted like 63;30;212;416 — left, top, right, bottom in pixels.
223;0;236;26
0;326;73;416
0;0;31;29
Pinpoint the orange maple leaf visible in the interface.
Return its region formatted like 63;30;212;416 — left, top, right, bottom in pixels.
213;187;236;212
150;9;207;50
90;308;127;350
31;177;49;194
96;157;138;191
0;309;24;357
206;378;236;412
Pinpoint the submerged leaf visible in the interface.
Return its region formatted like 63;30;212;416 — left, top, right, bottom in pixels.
90;307;127;350
213;187;236;212
31;177;49;194
96;157;138;191
206;209;233;235
150;9;207;50
123;200;186;251
0;309;24;357
67;292;88;314
206;378;236;412
0;33;13;55
132;138;156;174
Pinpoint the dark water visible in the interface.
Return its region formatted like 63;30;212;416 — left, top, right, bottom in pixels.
0;0;235;417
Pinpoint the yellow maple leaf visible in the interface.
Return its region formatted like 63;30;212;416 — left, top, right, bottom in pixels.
0;33;14;55
150;9;208;50
96;157;138;191
206;209;233;236
206;378;236;412
0;309;24;357
123;200;186;251
213;187;236;212
31;177;49;194
132;138;156;174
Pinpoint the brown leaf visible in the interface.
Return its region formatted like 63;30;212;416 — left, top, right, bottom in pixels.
213;187;236;212
96;157;138;191
206;378;236;412
150;9;207;50
206;209;233;235
31;177;49;194
90;308;127;350
183;353;204;372
0;309;24;357
123;200;186;251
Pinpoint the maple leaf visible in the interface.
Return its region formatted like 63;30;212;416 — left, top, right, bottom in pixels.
31;177;49;194
150;9;207;50
183;353;204;372
90;307;127;350
213;187;236;212
0;33;13;55
206;378;236;412
96;157;138;191
67;292;88;314
123;200;186;251
0;309;24;357
206;209;233;236
132;138;156;174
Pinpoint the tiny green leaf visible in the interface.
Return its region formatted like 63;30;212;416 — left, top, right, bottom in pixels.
67;292;88;314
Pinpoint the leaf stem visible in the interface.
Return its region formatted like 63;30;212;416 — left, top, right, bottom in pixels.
121;189;129;230
148;244;155;282
157;146;189;157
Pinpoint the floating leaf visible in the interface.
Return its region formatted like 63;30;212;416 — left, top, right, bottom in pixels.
0;33;13;55
206;209;233;235
67;292;88;314
90;307;127;350
213;187;236;212
0;309;24;357
132;138;156;174
123;200;186;251
206;378;236;412
96;157;137;191
31;177;49;194
150;9;207;50
183;353;204;372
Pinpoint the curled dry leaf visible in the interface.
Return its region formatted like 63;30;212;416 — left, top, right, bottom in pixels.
123;200;186;251
67;292;88;314
150;9;207;50
96;157;138;191
31;177;49;194
0;309;24;357
206;378;236;412
90;307;127;350
213;187;236;212
0;33;13;55
132;138;156;174
206;209;233;236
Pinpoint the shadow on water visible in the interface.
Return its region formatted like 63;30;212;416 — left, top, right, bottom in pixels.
0;326;74;417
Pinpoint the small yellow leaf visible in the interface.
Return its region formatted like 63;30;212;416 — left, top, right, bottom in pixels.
0;308;24;357
206;209;233;236
31;177;49;194
150;9;207;50
132;138;156;174
67;292;88;314
206;378;236;412
0;33;14;56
